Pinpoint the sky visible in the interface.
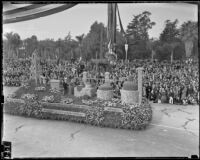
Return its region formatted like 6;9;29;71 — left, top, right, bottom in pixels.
3;3;198;41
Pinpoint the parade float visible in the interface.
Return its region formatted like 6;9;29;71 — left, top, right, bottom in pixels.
3;3;152;130
4;53;152;130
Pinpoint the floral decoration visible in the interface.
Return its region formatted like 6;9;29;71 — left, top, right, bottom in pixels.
50;88;60;93
42;95;54;103
21;93;38;100
120;98;152;130
61;98;73;104
82;99;94;105
85;106;105;126
35;86;46;91
19;100;43;118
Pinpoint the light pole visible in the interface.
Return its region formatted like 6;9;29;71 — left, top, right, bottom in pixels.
125;43;128;62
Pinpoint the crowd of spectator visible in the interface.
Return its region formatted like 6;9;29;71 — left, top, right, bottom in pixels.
3;58;31;86
3;57;199;105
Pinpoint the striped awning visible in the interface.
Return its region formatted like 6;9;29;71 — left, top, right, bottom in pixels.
3;2;77;24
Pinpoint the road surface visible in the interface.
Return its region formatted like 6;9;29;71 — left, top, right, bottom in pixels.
2;86;199;157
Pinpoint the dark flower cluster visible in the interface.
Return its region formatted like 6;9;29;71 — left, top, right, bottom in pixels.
121;98;152;130
18;99;43;118
85;106;105;126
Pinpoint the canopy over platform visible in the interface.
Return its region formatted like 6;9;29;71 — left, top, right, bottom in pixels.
3;2;77;24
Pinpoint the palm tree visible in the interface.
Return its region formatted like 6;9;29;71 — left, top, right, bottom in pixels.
4;32;21;58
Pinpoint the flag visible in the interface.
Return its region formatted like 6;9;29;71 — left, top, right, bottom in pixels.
3;2;77;24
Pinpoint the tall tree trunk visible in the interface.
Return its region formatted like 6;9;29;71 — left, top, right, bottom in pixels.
17;48;19;59
151;50;155;62
171;50;173;63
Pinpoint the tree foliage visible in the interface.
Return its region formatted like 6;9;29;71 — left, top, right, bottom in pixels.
125;11;156;60
179;21;198;57
4;32;22;58
3;11;197;62
158;19;183;61
81;21;107;60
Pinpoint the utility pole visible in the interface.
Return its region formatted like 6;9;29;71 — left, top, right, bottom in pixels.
107;3;117;53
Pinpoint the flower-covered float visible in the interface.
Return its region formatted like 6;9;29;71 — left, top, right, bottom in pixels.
4;68;152;130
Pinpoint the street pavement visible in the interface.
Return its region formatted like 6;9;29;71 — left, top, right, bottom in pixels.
2;87;199;158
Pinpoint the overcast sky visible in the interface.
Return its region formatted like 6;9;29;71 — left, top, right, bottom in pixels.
3;3;198;41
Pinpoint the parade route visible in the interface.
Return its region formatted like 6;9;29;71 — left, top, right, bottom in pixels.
3;87;199;157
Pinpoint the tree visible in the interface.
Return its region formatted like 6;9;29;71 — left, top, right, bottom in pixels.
55;38;64;59
160;19;179;42
162;41;180;63
76;34;85;58
126;11;156;41
146;38;160;61
81;21;107;61
4;32;22;58
179;21;198;58
23;35;38;58
115;28;126;59
31;35;38;51
159;19;183;61
63;32;78;60
126;11;156;60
